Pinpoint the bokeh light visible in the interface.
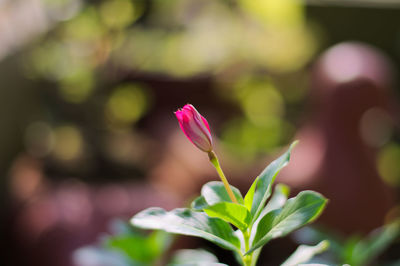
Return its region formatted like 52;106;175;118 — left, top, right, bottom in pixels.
52;125;84;162
2;0;400;265
378;143;400;186
106;84;150;126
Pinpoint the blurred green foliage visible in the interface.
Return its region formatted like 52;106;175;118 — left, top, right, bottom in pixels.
74;220;228;265
295;221;400;266
74;220;172;266
21;0;318;165
4;0;399;181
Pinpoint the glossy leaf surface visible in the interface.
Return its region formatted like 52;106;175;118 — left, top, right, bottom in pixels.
202;181;244;205
204;201;251;231
168;249;228;266
131;207;241;252
191;195;209;211
251;184;290;240
260;183;290;218
248;191;327;254
245;142;297;223
281;240;329;266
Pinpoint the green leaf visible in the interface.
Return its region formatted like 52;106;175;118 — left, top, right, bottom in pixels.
251;184;290;240
260;184;290;218
244;178;257;211
170;263;227;266
192;183;250;231
175;261;227;265
73;246;133;266
293;227;344;258
343;236;362;265
106;230;170;263
191;196;209;211
131;207;241;252
352;220;400;266
281;240;330;266
168;249;228;266
247;191;327;254
202;181;244;205
245;141;297;223
204;202;251;231
109;219;135;235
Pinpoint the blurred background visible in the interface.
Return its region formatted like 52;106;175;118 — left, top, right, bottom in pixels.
1;0;400;265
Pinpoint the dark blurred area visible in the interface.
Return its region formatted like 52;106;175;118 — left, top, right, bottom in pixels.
1;0;400;265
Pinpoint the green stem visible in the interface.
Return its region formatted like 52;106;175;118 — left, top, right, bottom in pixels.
244;231;250;252
208;151;238;204
242;230;252;266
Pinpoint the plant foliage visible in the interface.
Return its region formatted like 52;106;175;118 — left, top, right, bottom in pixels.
131;142;328;265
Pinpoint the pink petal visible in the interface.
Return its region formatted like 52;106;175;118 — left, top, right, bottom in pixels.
201;116;211;132
174;104;213;152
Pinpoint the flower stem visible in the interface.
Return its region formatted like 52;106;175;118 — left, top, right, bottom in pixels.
208;151;238;204
242;230;252;266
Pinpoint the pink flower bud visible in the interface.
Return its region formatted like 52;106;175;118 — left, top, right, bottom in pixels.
175;104;213;152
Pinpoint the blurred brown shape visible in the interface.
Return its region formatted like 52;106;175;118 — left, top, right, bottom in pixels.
150;130;216;199
278;42;397;235
5;153;180;266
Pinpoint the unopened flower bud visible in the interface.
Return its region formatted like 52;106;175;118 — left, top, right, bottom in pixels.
175;104;213;152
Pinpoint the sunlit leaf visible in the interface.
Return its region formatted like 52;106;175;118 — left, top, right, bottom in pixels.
202;181;244;205
247;191;327;254
281;240;330;266
204;202;251;232
131;208;241;252
245;141;297;223
168;249;228;266
251;184;290;240
106;230;170;263
192;182;250;231
244;178;257;211
261;183;290;216
191;195;209;211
